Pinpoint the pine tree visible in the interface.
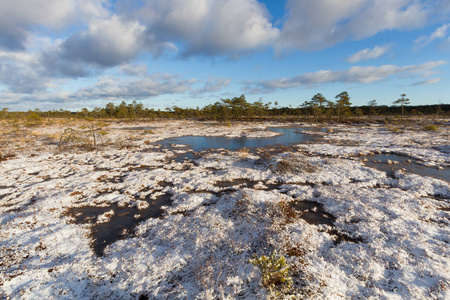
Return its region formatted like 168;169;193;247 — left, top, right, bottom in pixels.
335;91;352;122
368;99;377;119
310;93;327;119
393;93;410;119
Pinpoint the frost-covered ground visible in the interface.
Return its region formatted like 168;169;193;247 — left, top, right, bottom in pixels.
1;120;449;299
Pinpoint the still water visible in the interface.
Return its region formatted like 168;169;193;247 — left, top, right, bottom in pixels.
364;154;449;183
157;127;324;151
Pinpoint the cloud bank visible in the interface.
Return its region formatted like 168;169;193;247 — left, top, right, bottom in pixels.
276;0;431;52
244;61;447;93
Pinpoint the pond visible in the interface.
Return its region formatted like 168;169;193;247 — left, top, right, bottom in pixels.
364;154;449;183
157;127;324;151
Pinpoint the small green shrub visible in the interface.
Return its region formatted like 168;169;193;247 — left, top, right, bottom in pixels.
250;251;293;293
423;124;439;131
387;126;404;133
141;129;154;135
25;111;42;127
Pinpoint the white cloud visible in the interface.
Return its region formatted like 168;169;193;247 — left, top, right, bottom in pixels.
244;61;447;92
0;52;52;93
0;0;108;50
62;15;145;67
412;78;441;85
414;23;449;49
73;74;232;101
125;0;279;56
72;74;197;100
277;0;431;51
119;64;148;77
347;45;391;63
191;78;232;96
0;50;35;64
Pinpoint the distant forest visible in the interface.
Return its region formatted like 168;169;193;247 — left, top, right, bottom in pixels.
1;93;448;122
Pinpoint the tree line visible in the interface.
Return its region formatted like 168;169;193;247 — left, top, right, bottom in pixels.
0;92;448;122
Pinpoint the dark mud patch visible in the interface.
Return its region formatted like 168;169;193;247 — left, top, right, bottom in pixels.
327;229;364;245
0;154;16;163
422;194;450;203
0;193;14;203
215;179;257;189
157;181;174;189
0;186;14;190
65;193;172;256
93;167;112;172
127;165;158;172
289;200;362;244
364;154;449;183
214;179;282;191
289;200;335;226
96;174;127;183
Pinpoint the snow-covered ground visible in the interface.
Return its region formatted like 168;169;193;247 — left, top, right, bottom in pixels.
1;120;449;299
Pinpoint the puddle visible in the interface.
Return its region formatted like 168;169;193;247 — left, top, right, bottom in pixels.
65;192;172;256
364;154;449;182
157;127;323;151
172;152;200;163
327;229;364;245
214;179;281;191
289;200;362;244
289;200;335;226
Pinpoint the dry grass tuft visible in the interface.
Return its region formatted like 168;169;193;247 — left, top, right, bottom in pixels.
59;127;106;152
277;200;300;225
237;147;250;158
272;155;318;174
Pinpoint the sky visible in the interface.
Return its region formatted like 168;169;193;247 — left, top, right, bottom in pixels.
0;0;449;111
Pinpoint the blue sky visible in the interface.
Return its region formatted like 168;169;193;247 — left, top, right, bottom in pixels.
0;0;449;111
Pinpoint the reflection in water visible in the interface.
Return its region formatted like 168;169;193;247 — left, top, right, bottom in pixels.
157;127;324;151
364;154;449;183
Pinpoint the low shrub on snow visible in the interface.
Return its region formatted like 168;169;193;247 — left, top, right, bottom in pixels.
272;155;318;174
250;251;293;295
423;124;439;131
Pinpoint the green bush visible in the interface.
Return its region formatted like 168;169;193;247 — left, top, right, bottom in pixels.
250;251;293;293
423;124;439;131
25;111;42;127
